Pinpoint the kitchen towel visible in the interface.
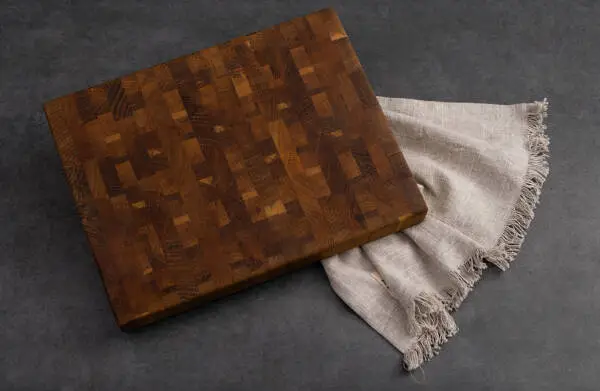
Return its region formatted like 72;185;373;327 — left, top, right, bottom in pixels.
322;97;549;370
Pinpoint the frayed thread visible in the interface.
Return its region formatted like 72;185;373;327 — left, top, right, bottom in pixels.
402;293;458;371
485;98;550;270
444;250;488;311
402;98;550;371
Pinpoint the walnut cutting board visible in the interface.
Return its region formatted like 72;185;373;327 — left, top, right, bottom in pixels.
44;8;427;329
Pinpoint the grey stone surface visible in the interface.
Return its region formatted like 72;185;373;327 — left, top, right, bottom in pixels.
1;1;599;389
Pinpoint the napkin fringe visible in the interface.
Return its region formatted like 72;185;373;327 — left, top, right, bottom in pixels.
402;293;458;371
486;98;550;271
402;99;550;371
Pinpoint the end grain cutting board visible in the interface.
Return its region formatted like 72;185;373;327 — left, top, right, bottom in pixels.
44;8;427;329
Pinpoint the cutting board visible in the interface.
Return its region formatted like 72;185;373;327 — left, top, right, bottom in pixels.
44;8;427;329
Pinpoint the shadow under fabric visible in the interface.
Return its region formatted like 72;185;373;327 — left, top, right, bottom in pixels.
322;97;550;371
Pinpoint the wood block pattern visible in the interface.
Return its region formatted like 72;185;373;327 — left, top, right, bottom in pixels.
44;8;427;329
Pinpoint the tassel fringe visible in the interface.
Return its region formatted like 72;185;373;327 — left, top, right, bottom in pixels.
402;99;550;371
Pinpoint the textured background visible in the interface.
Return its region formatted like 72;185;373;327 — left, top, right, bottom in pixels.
1;1;598;390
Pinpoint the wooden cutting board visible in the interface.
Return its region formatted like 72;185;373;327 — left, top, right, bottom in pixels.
44;8;427;329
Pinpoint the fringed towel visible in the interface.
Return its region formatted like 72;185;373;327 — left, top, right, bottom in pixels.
323;97;549;370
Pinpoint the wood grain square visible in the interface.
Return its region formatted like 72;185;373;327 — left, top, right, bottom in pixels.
338;150;361;179
115;161;137;187
231;72;253;98
181;138;205;164
311;91;333;117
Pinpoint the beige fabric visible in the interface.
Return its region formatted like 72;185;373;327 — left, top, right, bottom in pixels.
322;97;550;370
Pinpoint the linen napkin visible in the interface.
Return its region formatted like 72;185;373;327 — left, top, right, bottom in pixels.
322;97;549;370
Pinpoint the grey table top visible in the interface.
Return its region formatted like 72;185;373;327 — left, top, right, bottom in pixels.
2;1;599;390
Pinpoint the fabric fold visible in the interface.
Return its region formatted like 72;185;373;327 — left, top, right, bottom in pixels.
322;97;550;371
